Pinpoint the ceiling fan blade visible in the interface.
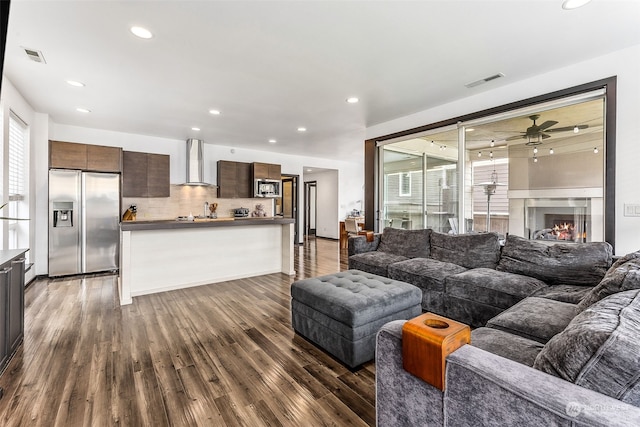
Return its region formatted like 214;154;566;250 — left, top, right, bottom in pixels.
506;134;525;141
546;124;590;133
537;120;559;131
541;133;552;139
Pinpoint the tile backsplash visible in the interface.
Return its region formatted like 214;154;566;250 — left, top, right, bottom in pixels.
123;185;274;220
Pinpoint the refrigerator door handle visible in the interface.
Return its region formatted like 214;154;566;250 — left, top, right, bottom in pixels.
81;176;86;273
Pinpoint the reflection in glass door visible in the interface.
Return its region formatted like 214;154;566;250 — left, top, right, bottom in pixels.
380;130;459;233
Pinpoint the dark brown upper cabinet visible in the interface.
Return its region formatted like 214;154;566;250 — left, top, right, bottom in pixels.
123;151;170;197
49;140;122;172
252;162;281;180
217;160;251;198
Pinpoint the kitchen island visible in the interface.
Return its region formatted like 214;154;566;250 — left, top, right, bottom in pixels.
119;217;295;305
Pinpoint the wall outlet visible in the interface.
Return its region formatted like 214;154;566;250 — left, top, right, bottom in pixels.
623;204;640;217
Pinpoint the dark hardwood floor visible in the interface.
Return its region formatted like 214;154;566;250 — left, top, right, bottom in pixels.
0;238;375;426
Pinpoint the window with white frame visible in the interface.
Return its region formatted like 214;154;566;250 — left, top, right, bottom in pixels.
6;112;29;252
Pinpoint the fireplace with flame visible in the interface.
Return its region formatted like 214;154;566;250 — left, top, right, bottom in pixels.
524;197;594;243
540;215;587;242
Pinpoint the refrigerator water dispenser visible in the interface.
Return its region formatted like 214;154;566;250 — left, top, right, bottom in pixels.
52;202;74;227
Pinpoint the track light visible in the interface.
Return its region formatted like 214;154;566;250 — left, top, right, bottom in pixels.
549;148;554;155
489;151;493;158
574;125;580;133
490;140;495;147
594;147;599;154
478;151;482;157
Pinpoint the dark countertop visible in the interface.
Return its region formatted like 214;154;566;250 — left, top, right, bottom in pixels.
121;217;294;231
0;249;29;266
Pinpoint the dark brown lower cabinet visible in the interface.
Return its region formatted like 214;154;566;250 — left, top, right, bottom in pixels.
0;250;27;399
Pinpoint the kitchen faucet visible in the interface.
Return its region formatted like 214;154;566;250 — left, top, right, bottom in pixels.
204;201;209;218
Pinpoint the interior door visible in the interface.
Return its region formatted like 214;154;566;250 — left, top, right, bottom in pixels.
305;181;317;237
281;175;299;243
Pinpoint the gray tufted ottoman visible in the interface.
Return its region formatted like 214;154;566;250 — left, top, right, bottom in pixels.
290;269;421;368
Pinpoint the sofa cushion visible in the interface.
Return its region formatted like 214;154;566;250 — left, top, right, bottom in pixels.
430;231;501;269
388;258;467;315
471;327;544;367
577;251;640;311
348;251;409;277
376;227;431;259
445;268;548;310
534;289;640;405
486;297;577;344
496;235;612;286
388;258;467;291
531;284;593;304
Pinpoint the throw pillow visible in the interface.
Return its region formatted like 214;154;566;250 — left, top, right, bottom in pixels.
496;235;612;286
577;251;640;311
377;227;431;259
533;289;640;404
430;231;501;269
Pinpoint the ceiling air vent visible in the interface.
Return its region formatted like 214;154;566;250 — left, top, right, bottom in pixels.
23;47;46;64
465;72;504;88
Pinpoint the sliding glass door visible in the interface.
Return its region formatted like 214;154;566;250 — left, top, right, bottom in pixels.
380;126;459;233
377;90;606;243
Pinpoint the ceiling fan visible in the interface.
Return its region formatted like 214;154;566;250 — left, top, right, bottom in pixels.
506;114;588;144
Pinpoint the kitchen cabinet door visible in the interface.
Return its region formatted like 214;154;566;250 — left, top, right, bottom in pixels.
147;153;170;197
123;151;148;197
217;161;237;198
87;145;122;172
236;162;252;198
268;163;282;179
8;258;25;353
252;162;270;179
218;161;251;198
0;267;9;371
49;140;88;169
123;151;170;197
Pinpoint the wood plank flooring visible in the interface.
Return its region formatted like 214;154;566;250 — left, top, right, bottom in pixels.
0;238;375;427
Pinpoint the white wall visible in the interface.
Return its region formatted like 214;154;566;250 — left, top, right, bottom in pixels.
0;77;38;280
49;123;364;246
367;44;640;255
304;170;339;239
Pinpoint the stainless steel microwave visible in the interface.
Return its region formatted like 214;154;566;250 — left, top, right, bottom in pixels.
254;179;281;197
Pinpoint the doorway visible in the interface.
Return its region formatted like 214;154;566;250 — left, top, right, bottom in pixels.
279;175;299;243
304;181;317;237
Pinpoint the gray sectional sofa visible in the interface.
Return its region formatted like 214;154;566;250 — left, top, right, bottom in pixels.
348;228;613;327
376;251;640;426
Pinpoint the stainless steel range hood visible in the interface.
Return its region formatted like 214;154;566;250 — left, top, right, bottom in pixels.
184;139;211;185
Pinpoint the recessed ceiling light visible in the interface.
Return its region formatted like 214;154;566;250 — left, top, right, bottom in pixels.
297;127;307;132
465;128;475;132
66;80;85;87
346;97;359;104
562;0;591;10
209;109;221;115
76;107;91;113
268;139;277;144
130;26;153;39
192;127;200;131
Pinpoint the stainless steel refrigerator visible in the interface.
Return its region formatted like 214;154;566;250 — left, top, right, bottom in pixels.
48;169;120;276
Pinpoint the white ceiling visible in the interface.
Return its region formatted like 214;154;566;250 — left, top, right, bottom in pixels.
4;0;640;160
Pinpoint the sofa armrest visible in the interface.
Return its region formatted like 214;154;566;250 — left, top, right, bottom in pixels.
445;346;640;426
377;320;640;427
348;234;380;256
376;320;445;426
